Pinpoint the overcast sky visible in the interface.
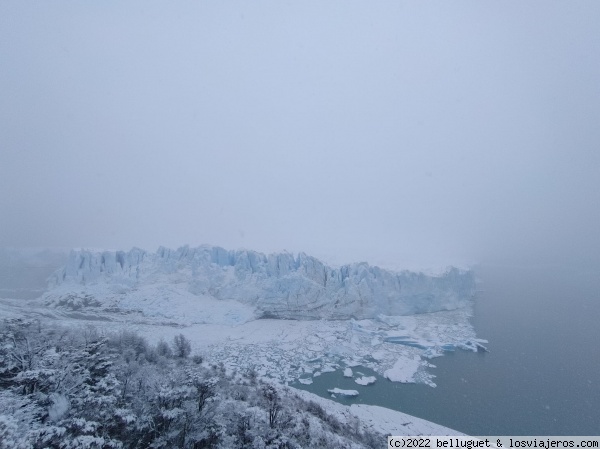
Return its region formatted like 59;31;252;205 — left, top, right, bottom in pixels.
1;1;599;269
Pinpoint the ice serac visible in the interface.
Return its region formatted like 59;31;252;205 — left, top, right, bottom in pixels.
56;248;145;287
47;245;475;320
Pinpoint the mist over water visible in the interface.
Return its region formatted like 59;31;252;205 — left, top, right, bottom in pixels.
0;249;68;299
467;262;600;434
296;261;600;435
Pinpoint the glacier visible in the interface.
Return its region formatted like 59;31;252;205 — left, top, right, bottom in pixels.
46;245;476;321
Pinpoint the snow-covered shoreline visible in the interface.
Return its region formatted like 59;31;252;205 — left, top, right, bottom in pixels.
291;388;464;436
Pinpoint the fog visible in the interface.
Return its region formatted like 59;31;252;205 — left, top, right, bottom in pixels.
1;1;599;269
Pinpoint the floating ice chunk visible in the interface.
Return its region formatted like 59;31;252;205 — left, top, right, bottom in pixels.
384;356;421;383
328;388;359;397
298;378;313;385
322;365;336;373
343;367;353;377
355;376;376;385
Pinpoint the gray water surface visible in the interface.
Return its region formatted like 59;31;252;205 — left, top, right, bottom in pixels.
295;264;600;435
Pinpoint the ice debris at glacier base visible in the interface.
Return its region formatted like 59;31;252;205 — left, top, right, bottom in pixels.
149;306;483;388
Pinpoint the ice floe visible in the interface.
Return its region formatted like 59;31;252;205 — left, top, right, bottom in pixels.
355;376;376;385
328;388;359;397
384;355;422;383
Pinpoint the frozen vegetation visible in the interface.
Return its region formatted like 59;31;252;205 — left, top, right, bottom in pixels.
0;320;395;448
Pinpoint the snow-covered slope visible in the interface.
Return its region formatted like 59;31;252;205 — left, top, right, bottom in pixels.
45;245;475;322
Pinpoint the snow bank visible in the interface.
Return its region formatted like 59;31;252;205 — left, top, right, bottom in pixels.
292;388;463;436
350;404;464;436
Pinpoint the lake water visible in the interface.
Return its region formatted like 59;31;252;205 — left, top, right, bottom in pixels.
294;264;600;435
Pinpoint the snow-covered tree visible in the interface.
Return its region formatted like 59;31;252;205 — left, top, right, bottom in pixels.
172;334;192;359
0;320;384;448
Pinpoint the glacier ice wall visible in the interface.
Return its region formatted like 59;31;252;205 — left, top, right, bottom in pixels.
48;245;475;320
